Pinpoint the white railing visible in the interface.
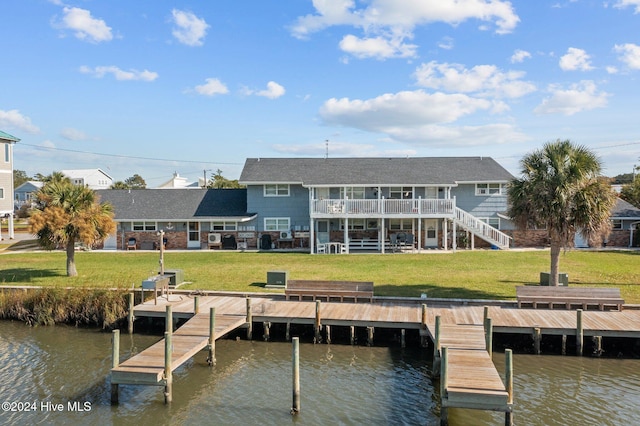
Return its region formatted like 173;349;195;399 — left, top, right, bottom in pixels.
454;207;511;249
311;198;455;216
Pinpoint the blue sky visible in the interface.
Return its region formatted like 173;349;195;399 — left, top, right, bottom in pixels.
2;0;640;187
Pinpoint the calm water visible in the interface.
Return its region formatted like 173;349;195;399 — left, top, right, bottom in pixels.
1;322;640;426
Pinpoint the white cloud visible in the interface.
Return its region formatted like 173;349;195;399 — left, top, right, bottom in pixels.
413;61;536;98
60;128;90;141
0;109;40;134
614;0;640;13
320;90;494;130
79;66;158;81
54;7;113;43
194;78;229;96
438;36;455;50
291;0;519;59
510;49;531;63
559;47;594;71
242;81;286;99
614;43;640;69
256;81;286;99
171;9;209;46
534;80;609;115
339;34;417;59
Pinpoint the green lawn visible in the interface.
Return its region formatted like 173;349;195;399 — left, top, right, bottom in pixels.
1;249;639;303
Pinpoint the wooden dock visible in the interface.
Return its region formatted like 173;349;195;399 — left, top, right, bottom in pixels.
112;291;640;424
111;311;246;386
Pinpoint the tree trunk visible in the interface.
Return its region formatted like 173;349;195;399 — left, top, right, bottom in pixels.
549;240;561;287
66;238;78;277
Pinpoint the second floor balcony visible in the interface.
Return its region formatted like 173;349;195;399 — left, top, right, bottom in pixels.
310;198;456;218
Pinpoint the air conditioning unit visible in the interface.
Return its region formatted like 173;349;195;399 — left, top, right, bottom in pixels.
280;231;292;239
208;233;221;244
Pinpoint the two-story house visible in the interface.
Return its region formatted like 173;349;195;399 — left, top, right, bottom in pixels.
61;168;113;189
0;130;20;239
238;157;514;253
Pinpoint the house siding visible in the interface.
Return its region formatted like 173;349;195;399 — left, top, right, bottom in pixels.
246;184;310;231
452;184;510;228
0;170;12;213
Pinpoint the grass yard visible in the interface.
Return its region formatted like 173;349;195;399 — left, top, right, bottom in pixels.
1;249;639;303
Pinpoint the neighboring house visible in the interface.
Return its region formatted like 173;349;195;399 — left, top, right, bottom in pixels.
14;180;43;210
96;189;255;250
156;172;203;189
0;130;20;240
238;157;515;253
601;198;640;247
61;168;113;189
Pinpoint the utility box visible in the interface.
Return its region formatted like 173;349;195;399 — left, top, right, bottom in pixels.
162;269;184;288
540;272;568;286
266;270;288;288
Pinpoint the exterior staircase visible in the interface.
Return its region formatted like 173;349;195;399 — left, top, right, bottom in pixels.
454;207;511;249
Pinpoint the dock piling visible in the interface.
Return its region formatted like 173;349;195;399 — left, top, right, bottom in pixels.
314;301;321;344
576;309;584;356
164;331;172;404
207;307;216;366
484;317;493;357
533;327;541;355
433;316;442;377
194;296;200;314
110;330;120;404
350;325;355;345
326;325;331;344
440;346;449;426
166;305;173;334
246;297;252;340
421;304;428;347
127;292;135;334
263;322;271;341
367;326;374;347
401;329;406;348
291;337;300;414
505;349;514;426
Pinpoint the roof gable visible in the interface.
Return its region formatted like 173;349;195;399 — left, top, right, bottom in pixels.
239;157;513;186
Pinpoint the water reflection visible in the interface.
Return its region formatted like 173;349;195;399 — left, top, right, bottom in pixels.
2;322;640;425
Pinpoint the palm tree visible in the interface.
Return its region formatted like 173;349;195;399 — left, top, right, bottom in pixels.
29;179;116;276
508;140;616;286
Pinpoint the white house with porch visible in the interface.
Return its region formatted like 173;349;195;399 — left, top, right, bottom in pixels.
239;157;514;253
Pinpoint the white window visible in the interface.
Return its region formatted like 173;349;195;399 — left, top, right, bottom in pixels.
0;188;4;199
476;183;505;195
212;221;237;231
480;218;500;229
390;186;413;199
340;219;365;230
4;144;9;162
133;221;157;231
340;187;365;199
389;219;412;231
612;219;623;230
264;184;290;197
265;217;290;231
425;187;438;199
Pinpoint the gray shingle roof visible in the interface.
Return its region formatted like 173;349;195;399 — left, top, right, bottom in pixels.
612;198;640;219
239;157;513;186
96;189;251;220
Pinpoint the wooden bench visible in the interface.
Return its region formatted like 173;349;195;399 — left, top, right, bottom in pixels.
285;280;374;303
516;286;624;311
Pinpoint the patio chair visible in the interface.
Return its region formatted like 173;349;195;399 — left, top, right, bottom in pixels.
126;237;137;250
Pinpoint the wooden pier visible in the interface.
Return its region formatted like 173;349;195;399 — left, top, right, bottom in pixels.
111;291;640;424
